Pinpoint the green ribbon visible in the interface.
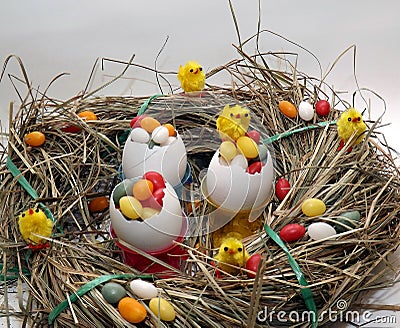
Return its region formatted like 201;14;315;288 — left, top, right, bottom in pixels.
0;264;30;280
6;156;55;222
263;120;336;145
48;273;152;325
137;94;163;116
264;224;318;327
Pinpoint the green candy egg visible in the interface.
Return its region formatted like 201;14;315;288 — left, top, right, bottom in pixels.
335;211;361;232
112;179;136;206
101;282;127;304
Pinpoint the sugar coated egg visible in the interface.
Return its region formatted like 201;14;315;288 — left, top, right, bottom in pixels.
141;207;160;220
230;154;248;169
279;223;306;242
140;117;161;133
308;222;336;241
247;161;262;174
152;126;170;144
301;198;326;217
133;179;154;201
246;253;262;278
149;298;176;321
143;171;165;191
112;179;136;206
275;178;291;201
163;123;176;136
219;141;237;161
118;297;147;323
25;131;46;147
130;280;158;299
298;101;314;121
88;196;109;213
160;136;177;146
315;100;331;116
237;136;259;159
130;128;150;143
119;196;143;219
278;100;297;118
247;130;261;144
78;111;97;121
335;211;361;233
101;282;127;304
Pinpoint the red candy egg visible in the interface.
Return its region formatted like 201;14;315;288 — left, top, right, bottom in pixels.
315;100;330;117
143;171;166;191
246;161;263;174
279;223;306;242
246;254;262;278
152;188;165;207
247;130;261;144
275;178;291;201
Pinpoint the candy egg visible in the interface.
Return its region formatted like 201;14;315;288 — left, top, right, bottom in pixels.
308;222;336;241
130;128;150;144
133;179;154;201
298;101;314;121
118;297;147;323
315;100;331;116
219;141;237;161
149;298;176;321
230;154;248;169
88;196;109;213
275;178;291;201
247;130;261;144
112;179;136;206
143;171;166;191
334;211;361;233
140;117;161;133
119;196;143;219
301;198;326;217
278;100;297;118
130;115;147;128
141;207;160;220
247;161;262;174
25;131;46;147
130;280;158;299
246;253;262;278
237;136;259;159
152;126;170;144
101;282;127;304
163;123;176;136
279;223;306;242
160;136;177;146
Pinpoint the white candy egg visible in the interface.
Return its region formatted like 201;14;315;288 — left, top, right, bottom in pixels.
298;101;314;121
230;154;248;169
160;136;176;146
129;279;158;299
151;126;170;144
130;128;150;143
308;222;336;241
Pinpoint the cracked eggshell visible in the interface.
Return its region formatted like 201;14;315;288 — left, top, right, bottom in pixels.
204;149;274;214
122;132;187;187
110;178;184;252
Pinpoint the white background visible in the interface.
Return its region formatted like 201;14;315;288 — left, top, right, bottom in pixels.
0;1;399;327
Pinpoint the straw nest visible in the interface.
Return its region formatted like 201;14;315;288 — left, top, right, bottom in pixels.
1;47;400;328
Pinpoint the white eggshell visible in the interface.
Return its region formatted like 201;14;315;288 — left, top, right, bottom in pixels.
110;178;184;252
204;149;274;215
308;222;336;241
130;279;158;299
130;127;150;143
230;154;248;169
122;132;187;187
151;126;170;144
160;136;176;146
298;101;314;121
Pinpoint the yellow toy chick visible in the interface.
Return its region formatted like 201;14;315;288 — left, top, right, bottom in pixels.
336;107;367;151
177;61;205;93
18;208;53;245
214;237;250;274
216;104;251;141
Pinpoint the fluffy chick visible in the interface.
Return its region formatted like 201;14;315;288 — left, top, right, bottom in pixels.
337;107;367;150
177;61;205;93
18;208;53;245
214;237;250;274
216;104;250;141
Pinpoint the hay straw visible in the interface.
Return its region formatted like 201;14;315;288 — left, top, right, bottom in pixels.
0;43;399;328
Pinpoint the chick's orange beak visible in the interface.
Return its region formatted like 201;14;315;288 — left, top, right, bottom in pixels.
193;68;198;74
352;117;358;122
236;114;241;118
228;249;236;254
29;208;34;215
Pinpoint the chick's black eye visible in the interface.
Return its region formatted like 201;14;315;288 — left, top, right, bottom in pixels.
35;209;40;213
347;117;352;122
244;113;249;117
230;113;234;117
238;247;243;252
224;247;229;252
357;117;361;121
21;213;25;217
199;67;203;71
190;68;193;73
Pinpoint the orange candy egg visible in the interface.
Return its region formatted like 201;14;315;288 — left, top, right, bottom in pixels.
78;111;97;121
140;117;161;133
133;179;154;201
88;196;109;213
118;297;147;324
278;100;297;118
163;123;176;136
24;131;46;147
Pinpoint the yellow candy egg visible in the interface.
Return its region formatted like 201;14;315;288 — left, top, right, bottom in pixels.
236;136;259;159
140;117;161;133
119;196;143;219
301;198;326;217
141;207;160;220
149;298;176;321
219;141;237;161
279;100;297;118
